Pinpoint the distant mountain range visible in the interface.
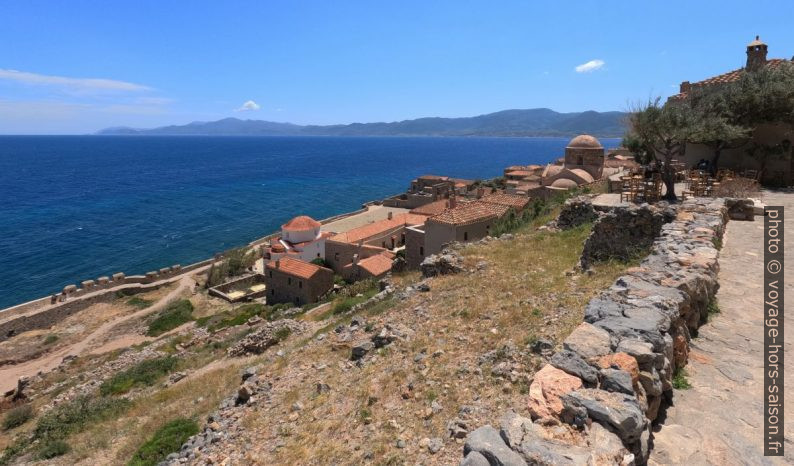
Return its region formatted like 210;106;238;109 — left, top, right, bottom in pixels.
97;108;628;137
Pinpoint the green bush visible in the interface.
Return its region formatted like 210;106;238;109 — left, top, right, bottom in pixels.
37;440;70;459
34;396;131;442
146;300;194;336
43;334;58;345
2;405;33;431
100;357;179;395
128;418;199;466
127;297;154;309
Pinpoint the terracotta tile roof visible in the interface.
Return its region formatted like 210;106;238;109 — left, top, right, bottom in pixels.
428;201;510;226
357;254;394;277
418;175;449;181
266;256;326;280
506;170;534;177
669;59;791;100
282;215;321;231
479;192;530;210
410;199;450;216
331;213;427;244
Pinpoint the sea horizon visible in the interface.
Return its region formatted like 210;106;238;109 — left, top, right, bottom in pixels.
0;135;619;309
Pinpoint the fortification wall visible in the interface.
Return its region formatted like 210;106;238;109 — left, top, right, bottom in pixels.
461;197;751;465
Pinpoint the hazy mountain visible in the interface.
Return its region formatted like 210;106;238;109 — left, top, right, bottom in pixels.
97;108;628;137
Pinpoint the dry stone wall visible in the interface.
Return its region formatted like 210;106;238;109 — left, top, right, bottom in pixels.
460;197;733;465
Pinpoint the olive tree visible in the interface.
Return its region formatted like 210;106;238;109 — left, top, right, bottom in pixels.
624;98;697;201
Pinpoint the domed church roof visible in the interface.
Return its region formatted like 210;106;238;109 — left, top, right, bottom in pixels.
567;134;603;149
282;215;322;231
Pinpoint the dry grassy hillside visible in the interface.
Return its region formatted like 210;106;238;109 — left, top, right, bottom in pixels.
0;188;643;465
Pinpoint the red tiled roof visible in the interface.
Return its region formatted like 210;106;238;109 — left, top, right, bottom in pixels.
357;254;394;277
479;192;530;210
282;215;321;231
506;170;534;177
331;213;427;244
410;199;450;216
428;201;510;226
669;59;791;100
266;256;326;280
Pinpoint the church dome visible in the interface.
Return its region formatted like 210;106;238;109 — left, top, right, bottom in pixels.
550;178;579;189
567;134;603;149
282;215;321;231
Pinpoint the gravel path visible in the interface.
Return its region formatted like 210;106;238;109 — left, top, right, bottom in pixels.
0;275;196;393
650;191;794;465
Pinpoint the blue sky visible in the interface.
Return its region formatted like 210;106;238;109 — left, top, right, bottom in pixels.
1;0;793;134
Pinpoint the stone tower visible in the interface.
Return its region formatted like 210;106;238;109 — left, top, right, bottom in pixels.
746;35;768;71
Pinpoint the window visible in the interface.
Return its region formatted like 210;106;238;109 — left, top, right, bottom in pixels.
335;252;339;261
288;277;292;285
299;281;303;289
269;271;272;278
271;289;275;296
420;246;424;256
464;232;468;241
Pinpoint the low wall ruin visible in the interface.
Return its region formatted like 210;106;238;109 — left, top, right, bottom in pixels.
461;197;740;465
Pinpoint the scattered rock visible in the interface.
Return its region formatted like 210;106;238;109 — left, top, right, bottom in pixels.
420;251;465;277
561;388;647;443
600;368;634;395
351;341;374;360
227;319;306;357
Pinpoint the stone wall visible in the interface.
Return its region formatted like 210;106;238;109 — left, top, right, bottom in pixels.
460;197;734;465
579;202;677;269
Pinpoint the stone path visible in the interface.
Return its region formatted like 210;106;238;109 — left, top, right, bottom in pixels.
650;191;794;465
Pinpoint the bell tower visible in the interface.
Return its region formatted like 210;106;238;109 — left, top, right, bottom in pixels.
746;35;768;71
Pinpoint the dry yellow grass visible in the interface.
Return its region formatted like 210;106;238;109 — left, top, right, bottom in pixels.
210;217;640;465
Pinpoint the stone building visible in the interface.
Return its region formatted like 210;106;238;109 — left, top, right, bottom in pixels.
382;175;476;209
343;252;395;281
668;36;794;183
264;256;334;306
405;198;512;268
325;212;427;280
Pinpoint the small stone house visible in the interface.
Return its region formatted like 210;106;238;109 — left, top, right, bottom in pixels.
343;252;395;281
264;257;334;306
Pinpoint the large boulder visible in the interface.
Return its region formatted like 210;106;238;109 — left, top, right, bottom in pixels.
561;389;647;444
421;251;465;277
527;365;583;421
550;350;599;385
562;322;613;360
463;426;527;466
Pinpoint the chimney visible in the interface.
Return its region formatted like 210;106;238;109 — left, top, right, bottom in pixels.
746;35;768;71
388;211;393;220
477;187;485;198
353;254;359;265
275;260;280;269
449;195;457;208
679;81;691;94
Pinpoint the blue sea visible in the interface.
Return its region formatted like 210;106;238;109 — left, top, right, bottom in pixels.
0;136;619;309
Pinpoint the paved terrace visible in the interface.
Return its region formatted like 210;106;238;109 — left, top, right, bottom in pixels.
650;190;794;465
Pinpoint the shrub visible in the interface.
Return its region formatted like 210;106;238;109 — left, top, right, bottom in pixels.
43;334;58;345
127;297;154;309
34;395;130;442
100;356;179;395
274;327;291;342
672;367;692;390
37;440;70;459
2;405;33;431
128;418;199;466
146;300;194;336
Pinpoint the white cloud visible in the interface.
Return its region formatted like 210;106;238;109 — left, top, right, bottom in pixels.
575;59;605;73
0;69;151;92
235;100;260;112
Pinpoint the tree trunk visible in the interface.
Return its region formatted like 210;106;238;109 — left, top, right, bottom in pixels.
662;154;678;201
711;145;722;175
